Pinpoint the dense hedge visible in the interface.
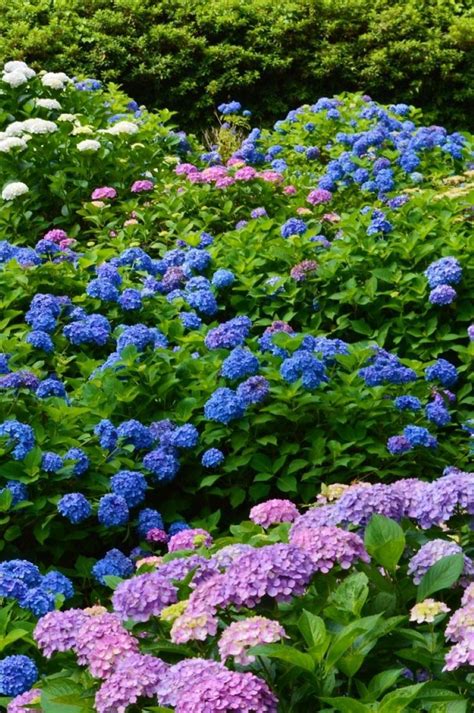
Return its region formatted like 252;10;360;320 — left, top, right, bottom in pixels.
0;0;473;130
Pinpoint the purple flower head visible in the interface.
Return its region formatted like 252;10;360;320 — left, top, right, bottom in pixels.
75;612;139;678
429;284;457;305
250;499;299;528
307;188;332;205
218;616;286;665
95;653;168;713
34;608;87;657
408;539;474;584
131;180;154;193
91;186;117;200
168;528;213;552
112;571;177;622
290;526;370;572
236;375;269;405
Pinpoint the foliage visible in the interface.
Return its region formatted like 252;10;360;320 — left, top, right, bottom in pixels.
0;61;472;711
0;0;472;130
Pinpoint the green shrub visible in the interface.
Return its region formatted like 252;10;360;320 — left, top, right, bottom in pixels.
0;0;472;130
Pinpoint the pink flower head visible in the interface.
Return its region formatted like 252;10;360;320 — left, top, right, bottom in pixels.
59;238;76;250
43;228;68;243
95;653;168;713
215;176;235;188
75;612;139;677
296;206;312;215
145;528;168;543
250;499;300;528
322;212;341;223
264;320;294;335
91;186;117;200
131;180;154;193
234;166;257;181
187;172;206;184
34;608;88;658
218;616;287;664
290;525;370;573
283;185;297;195
227;157;245;167
290;259;318;282
168;528;213;552
123;218;138;226
7;689;42;713
259;170;284;184
307;188;333;205
201;166;228;182
175;163;197;175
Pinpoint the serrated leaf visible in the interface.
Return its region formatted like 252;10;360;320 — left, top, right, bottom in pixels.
249;643;315;671
417;554;464;601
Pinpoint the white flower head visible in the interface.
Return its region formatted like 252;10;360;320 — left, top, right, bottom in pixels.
2;71;29;88
41;72;70;90
4;61;36;78
77;139;101;152
410;599;450;624
2;182;29;200
16;118;57;135
0;137;27;153
105;121;139;136
57;113;78;123
35;98;62;111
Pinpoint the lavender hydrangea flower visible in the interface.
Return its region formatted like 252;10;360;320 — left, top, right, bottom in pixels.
112;571;177;622
429;285;457;305
408;539;474;584
218;616;286;664
168;528;213;552
250;499;299;528
34;608;87;657
290;525;370;572
95;653;168;713
75;612;139;678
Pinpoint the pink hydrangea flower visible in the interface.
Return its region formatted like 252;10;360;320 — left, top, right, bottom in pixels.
307;188;332;205
259;170;284;183
168;528;213;552
290;260;318;282
249;499;300;528
7;689;42;713
43;228;68;243
218;616;286;664
145;528;168;543
75;612;139;678
234;166;257;180
283;185;296;195
215;176;235;188
91;186;117;200
290;525;370;572
34;608;87;658
95;653;168;713
131;179;154;193
322;212;341;222
175;163;197;175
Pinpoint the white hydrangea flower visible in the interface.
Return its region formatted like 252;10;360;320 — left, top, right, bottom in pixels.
2;71;29;88
35;98;62;111
41;72;70;90
105;121;139;136
6;118;57;136
4;61;36;78
77;139;101;152
2;182;29;200
0;137;27;153
57;113;78;123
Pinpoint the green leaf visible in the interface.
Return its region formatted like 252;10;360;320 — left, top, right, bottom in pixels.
0;628;29;653
321;697;370;712
365;668;404;701
378;683;426;712
102;575;124;590
297;610;329;661
324;572;369;624
325;614;382;672
0;489;12;512
41;679;95;713
249;643;315;672
364;515;405;571
417;554;464;602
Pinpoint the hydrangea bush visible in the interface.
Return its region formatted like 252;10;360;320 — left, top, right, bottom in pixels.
0;61;473;711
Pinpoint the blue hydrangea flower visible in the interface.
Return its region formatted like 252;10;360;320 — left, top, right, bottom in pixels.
403;425;437;448
64;448;89;476
0;655;38;696
221;347;259;380
185;289;218;315
394;396;422;411
26;330;54;352
94;419;118;450
387;435;412;454
20;586;56;616
426;398;451;426
116;324;167;352
0;420;35;460
169;424;199;449
110;470;147;507
236;375;270;405
205;317;252;350
118;288;142;311
425;359;458;387
142;447;180;483
281;218;307;238
168;521;190;536
0;481;28;506
201;448;224;468
429;284;457;305
96;263;122;285
137;508;164;538
117;420;153;449
179;311;202;330
41;452;64;472
87;278;120;302
280;352;326;390
98;494;129;527
204;387;245;424
36;377;67;399
211;269;235;288
57;493;92;523
41;571;74;599
92;548;133;584
63;314;111;346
